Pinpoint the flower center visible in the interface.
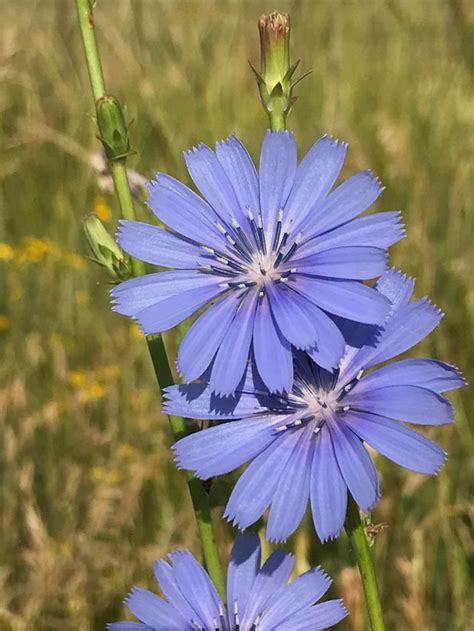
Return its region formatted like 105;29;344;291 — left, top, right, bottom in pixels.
247;251;283;285
274;367;367;436
207;208;302;292
305;388;340;417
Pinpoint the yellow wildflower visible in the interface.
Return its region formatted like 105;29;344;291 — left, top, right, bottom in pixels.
94;195;113;222
18;237;57;263
78;383;106;403
0;243;14;261
69;371;87;387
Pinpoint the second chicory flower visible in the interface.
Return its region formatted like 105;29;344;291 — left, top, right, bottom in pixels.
167;270;465;542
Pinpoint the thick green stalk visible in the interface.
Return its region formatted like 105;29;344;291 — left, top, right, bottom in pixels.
345;496;386;631
269;110;286;131
74;0;226;600
75;0;106;101
109;160;145;277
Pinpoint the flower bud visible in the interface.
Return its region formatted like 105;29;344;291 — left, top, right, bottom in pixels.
83;214;131;280
259;12;290;91
95;95;131;161
251;12;309;129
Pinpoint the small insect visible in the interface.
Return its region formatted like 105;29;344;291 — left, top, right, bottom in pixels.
366;520;389;545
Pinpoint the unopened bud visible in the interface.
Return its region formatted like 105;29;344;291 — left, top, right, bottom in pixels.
251;12;309;129
259;12;290;90
83;214;131;280
96;95;132;161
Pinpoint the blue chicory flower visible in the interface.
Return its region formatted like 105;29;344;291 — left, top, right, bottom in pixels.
167;269;465;542
108;533;347;630
111;132;404;396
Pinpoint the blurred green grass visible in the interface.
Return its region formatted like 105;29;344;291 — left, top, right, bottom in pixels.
0;0;473;629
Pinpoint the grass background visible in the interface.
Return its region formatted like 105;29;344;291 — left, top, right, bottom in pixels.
0;0;473;629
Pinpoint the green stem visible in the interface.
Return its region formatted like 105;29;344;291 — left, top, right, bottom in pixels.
109;160;145;277
75;0;105;101
74;0;226;600
344;496;386;631
269;110;286;131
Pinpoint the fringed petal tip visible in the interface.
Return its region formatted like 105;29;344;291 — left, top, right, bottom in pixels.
450;364;468;387
161;385;176;399
123;586;139;607
171;454;207;482
319;133;349;150
223;511;249;531
172;450;208;479
167;548;194;562
364;168;385;192
223;511;237;527
183;145;199;157
110;302;145;326
318;528;345;544
313;565;332;585
116;218;126;231
174;355;203;383
419;296;444;320
161;390;182;414
264;128;296;139
381;269;445;318
215;133;239;149
172;457;187;474
162;406;178;425
144;178;156;196
114;225;125;248
390;211;407;239
428;360;467;389
111;305;124;316
430;450;448;476
265;533;290;545
339;600;350;618
117;217;134;227
393;210;406;226
380;266;414;286
131;316;148;335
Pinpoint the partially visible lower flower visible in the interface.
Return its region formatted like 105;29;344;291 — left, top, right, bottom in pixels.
108;533;347;631
167;269;465;543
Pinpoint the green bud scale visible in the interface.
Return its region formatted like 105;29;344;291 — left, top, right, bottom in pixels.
96;95;132;161
83;214;131;281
